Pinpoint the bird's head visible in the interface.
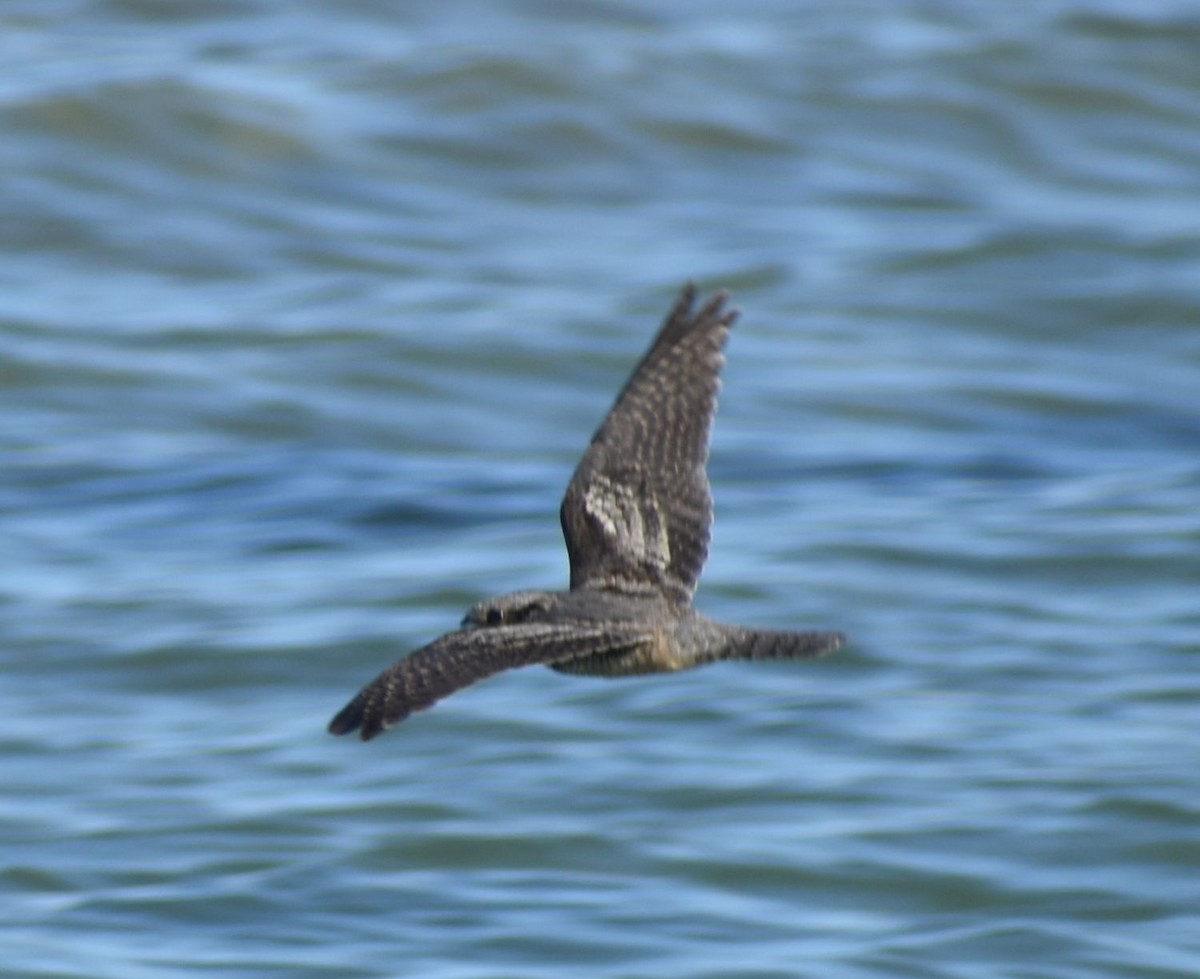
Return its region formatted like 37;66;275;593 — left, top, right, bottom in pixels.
461;590;558;629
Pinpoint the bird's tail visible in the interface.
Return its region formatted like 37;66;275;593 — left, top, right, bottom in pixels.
718;627;845;662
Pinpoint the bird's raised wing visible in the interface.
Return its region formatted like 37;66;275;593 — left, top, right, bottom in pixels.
560;284;737;604
328;622;652;740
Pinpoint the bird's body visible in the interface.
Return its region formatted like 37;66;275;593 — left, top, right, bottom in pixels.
328;285;844;740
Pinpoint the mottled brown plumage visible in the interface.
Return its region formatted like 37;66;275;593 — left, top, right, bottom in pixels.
560;286;728;604
328;284;844;740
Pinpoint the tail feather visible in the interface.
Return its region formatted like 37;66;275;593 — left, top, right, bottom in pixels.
722;628;845;662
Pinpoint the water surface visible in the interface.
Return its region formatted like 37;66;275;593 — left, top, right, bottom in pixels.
3;2;1199;977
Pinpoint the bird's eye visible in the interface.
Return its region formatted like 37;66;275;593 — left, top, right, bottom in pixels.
485;608;504;626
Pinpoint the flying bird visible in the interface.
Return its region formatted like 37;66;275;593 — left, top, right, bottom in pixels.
328;284;844;740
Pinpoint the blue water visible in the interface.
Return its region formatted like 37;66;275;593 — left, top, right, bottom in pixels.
3;2;1199;977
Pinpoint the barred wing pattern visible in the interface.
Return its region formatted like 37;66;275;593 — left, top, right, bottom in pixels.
560;285;737;604
328;622;652;740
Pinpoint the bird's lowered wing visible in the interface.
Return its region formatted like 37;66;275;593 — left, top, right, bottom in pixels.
560;285;736;604
328;622;652;740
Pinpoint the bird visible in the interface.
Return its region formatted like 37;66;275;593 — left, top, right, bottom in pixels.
328;284;844;740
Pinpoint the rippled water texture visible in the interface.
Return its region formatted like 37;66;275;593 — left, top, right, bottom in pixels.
3;1;1199;976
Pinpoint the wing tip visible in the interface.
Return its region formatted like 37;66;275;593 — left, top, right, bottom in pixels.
327;696;390;741
327;701;361;737
676;281;738;329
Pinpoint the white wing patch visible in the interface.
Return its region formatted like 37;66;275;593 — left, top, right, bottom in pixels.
583;474;671;579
